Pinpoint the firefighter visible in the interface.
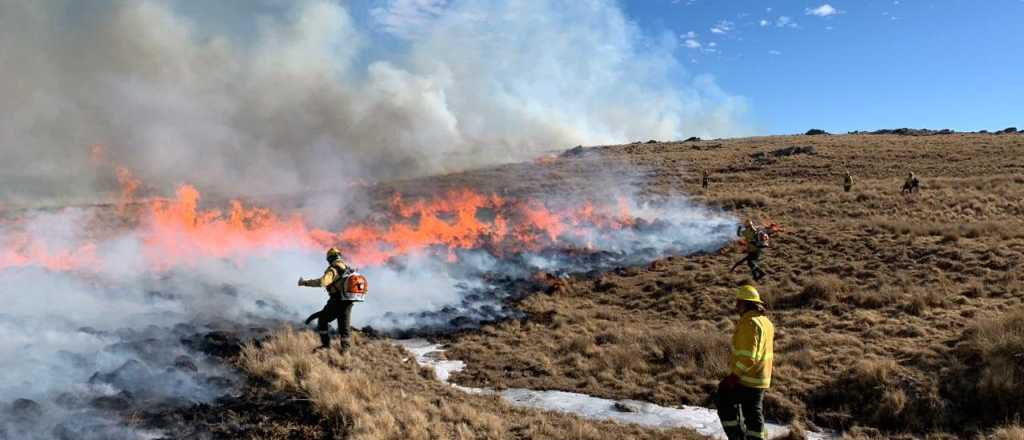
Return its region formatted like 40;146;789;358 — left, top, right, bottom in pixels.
843;171;853;192
902;172;920;194
299;247;356;353
716;285;775;440
731;221;768;281
702;169;711;190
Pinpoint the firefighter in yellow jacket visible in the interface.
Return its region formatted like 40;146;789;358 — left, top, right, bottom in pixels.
716;285;775;440
843;171;854;192
731;221;768;281
299;247;355;353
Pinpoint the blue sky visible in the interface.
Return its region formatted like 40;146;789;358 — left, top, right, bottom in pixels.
620;0;1024;134
171;0;1023;137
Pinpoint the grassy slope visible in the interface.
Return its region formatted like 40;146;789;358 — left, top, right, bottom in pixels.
440;134;1024;438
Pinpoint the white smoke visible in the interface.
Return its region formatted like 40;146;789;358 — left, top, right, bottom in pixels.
0;0;750;436
0;188;737;437
0;0;749;206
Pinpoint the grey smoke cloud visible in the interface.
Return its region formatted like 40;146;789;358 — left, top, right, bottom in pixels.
0;0;749;205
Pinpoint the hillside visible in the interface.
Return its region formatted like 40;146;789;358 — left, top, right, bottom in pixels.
438;133;1024;438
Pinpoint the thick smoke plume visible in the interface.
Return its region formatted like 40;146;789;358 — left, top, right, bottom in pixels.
0;0;748;437
0;0;749;205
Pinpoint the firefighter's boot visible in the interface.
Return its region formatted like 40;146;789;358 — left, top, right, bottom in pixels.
312;330;331;353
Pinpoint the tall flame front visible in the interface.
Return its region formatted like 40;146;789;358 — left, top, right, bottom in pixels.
0;164;639;273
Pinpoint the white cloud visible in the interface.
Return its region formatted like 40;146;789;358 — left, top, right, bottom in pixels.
684;31;697;39
775;16;797;28
766;7;773;12
708;42;717;47
710;20;734;34
768;50;781;55
806;4;842;17
759;19;769;26
684;39;701;49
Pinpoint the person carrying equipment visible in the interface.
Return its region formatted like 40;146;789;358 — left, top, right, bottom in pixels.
702;169;711;189
902;172;920;194
716;285;775;440
298;247;369;353
843;171;854;192
731;221;770;281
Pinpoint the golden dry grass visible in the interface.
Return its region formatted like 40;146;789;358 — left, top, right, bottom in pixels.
437;133;1024;437
239;328;707;439
986;426;1024;440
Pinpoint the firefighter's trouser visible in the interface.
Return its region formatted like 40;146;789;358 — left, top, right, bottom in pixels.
743;249;765;281
316;296;354;351
844;184;852;192
717;385;766;440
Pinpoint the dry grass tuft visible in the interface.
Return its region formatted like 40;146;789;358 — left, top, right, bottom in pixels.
945;307;1024;429
986;425;1024;440
778;275;846;307
650;328;730;374
240;328;706;440
771;421;808;440
811;358;943;432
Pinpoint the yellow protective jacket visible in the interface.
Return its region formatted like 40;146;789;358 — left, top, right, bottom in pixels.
300;260;350;295
731;310;775;389
738;226;761;253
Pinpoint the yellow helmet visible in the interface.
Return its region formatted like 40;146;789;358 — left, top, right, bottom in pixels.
326;247;342;260
735;285;763;304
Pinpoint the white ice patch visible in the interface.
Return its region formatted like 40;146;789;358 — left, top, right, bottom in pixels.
396;339;832;440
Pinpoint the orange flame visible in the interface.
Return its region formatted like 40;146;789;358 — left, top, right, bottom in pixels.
1;166;639;272
142;185;317;269
115;166;141;216
0;227;98;272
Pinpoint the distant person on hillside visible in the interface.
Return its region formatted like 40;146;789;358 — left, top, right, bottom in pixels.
731;221;769;281
716;285;775;440
843;171;854;192
902;172;920;194
702;169;711;189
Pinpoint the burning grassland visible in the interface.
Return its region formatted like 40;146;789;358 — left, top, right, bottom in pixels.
0;149;735;438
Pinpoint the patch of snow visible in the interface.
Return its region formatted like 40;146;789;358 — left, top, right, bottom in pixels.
398;338;466;383
394;339;832;439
